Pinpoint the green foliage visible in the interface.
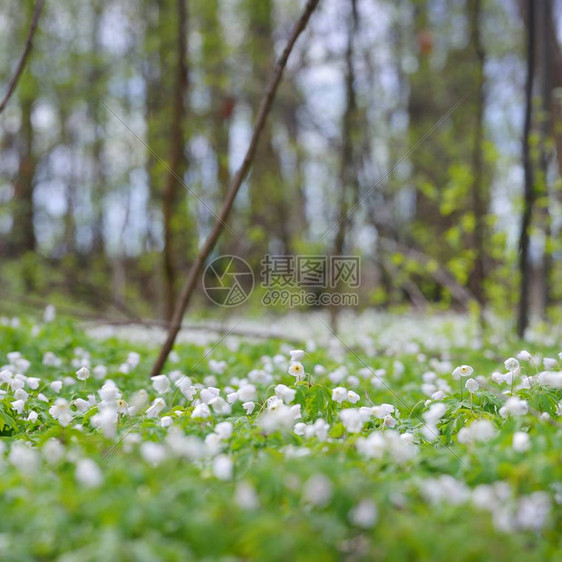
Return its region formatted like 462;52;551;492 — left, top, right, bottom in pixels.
0;317;560;560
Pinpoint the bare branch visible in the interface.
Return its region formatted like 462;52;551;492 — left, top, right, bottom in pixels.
378;237;476;308
0;287;302;344
150;0;320;376
85;318;303;345
0;0;45;114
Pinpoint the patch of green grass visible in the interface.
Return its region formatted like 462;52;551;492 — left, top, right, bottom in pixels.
0;315;561;561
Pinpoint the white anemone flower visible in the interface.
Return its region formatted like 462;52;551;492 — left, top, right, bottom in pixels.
93;365;108;379
99;381;120;402
140;442;167;466
146;398;166;419
452;365;473;380
75;458;103;488
340;409;364;433
191;403;211;419
513;431;530;452
26;377;40;389
76;367;90;381
50;380;63;393
215;421;233;440
275;384;296;404
331;387;347;403
543;357;558;370
242;401;255;415
504;358;520;372
200;387;220;404
303;474;333;507
289;349;305;362
11;399;25;415
499;397;528;418
74;398;91;413
49;398;73;427
238;384;257;402
26;411;38;423
288;362;305;381
91;408;118;438
42;439;65;464
212;454;233;480
151;374;170;394
234;481;259;510
349;499;378;528
465;378;479;393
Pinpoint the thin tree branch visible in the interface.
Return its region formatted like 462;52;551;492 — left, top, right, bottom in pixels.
150;0;320;376
0;0;45;114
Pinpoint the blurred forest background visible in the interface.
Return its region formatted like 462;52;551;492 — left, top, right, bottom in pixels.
0;0;561;337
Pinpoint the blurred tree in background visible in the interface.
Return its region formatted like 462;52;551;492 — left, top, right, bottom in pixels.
0;0;561;337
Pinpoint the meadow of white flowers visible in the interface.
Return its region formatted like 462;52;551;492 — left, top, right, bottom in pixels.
0;311;561;560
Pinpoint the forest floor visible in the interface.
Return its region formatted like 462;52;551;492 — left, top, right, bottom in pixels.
0;312;561;560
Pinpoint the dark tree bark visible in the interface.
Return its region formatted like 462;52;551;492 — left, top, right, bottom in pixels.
330;0;359;332
518;0;560;319
59;106;76;255
538;0;552;318
162;0;189;321
541;1;562;179
10;96;36;255
88;1;106;256
517;0;536;339
7;1;45;256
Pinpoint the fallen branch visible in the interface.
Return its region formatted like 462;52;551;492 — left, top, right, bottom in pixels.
378;237;476;308
84;317;302;344
0;290;302;344
150;0;320;376
0;0;45;114
373;254;428;310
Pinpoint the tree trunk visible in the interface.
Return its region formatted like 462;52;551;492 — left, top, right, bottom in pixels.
538;0;552;318
10;95;36;255
330;0;359;332
247;0;286;258
468;0;486;324
89;2;106;256
517;0;536;339
162;0;189;321
59;107;76;255
200;0;233;254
